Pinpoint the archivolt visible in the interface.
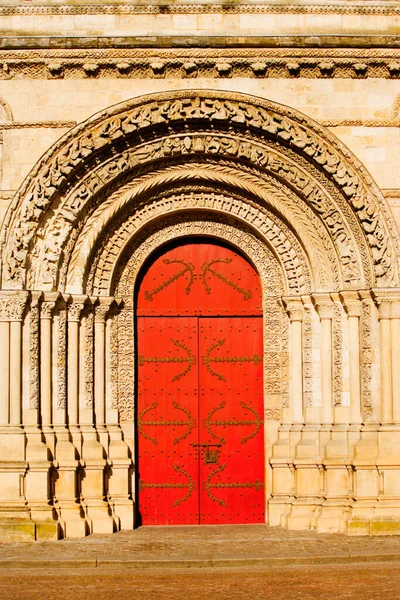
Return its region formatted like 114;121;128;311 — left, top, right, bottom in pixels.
62;164;342;295
1;90;398;290
84;191;312;296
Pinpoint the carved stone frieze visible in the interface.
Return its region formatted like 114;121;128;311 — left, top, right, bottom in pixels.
56;298;67;410
2;4;400;16
331;296;343;407
2;91;396;292
3;49;400;81
29;291;42;410
359;291;374;420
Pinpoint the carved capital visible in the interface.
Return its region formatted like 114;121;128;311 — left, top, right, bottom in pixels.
0;290;30;321
94;297;116;324
282;296;304;322
40;292;60;320
67;295;88;322
372;289;400;319
339;291;362;317
312;293;334;319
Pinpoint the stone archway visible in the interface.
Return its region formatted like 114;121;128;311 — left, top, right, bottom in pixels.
0;90;399;540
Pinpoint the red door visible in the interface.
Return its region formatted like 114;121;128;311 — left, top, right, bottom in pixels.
137;241;264;525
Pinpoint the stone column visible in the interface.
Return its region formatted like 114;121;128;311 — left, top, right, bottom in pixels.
392;300;400;424
67;297;86;426
340;292;362;425
94;303;110;427
313;294;334;425
0;297;10;425
8;293;29;426
283;297;304;424
373;293;393;424
40;295;58;427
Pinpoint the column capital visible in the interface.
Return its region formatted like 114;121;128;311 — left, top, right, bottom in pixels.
311;293;334;319
40;292;60;320
0;290;30;322
372;289;400;319
339;291;362;317
282;296;304;322
67;295;89;322
94;297;116;324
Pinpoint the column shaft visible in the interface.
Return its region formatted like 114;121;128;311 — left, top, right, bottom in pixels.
380;317;393;424
0;322;10;425
9;320;22;425
94;320;106;426
67;320;80;425
40;317;52;426
291;319;303;423
349;315;362;424
392;318;400;423
320;317;333;424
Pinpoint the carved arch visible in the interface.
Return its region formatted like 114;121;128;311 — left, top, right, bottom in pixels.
1;90;398;291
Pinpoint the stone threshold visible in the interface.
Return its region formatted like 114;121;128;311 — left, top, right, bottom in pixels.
2;554;400;570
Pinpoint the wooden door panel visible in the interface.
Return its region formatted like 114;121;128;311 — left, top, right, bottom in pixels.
137;242;262;317
137;316;199;525
137;240;264;526
199;317;264;524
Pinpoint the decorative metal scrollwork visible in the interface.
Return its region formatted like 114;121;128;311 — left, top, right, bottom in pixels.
204;463;264;507
139;464;196;508
204;401;263;445
138;401;196;445
138;338;196;382
202;338;262;381
144;258;195;301
201;258;252;300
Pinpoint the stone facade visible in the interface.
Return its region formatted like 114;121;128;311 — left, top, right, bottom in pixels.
1;0;400;539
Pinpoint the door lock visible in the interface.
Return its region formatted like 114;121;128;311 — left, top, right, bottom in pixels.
191;442;222;465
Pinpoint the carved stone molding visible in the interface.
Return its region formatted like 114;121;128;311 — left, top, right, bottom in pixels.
29;291;42;410
2;91;396;292
2;48;400;81
2;4;400;16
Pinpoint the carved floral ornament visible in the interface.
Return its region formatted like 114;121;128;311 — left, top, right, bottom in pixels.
1;90;398;293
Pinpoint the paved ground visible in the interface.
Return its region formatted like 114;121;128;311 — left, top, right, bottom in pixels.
1;563;400;600
2;524;400;568
2;526;400;598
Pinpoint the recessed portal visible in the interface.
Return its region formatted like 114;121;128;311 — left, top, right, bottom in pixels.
136;239;264;525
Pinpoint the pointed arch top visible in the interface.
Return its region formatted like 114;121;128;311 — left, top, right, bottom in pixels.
1;89;398;290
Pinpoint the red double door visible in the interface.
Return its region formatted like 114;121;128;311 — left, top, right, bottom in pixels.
137;241;264;525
